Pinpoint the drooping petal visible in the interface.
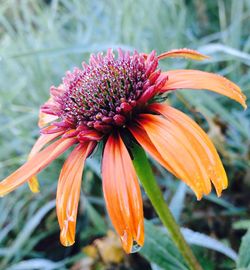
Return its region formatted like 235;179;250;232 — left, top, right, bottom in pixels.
149;103;228;196
136;114;216;199
29;132;64;158
158;48;209;61
27;130;64;193
128;125;180;178
160;70;247;108
0;138;77;196
102;134;144;253
57;142;96;246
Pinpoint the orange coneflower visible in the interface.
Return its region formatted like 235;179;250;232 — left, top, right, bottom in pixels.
0;48;246;253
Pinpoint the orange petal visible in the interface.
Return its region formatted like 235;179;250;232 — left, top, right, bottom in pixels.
27;131;64;193
161;70;247;108
38;97;59;128
38;111;58;128
0;138;76;196
102;134;144;253
149;103;228;196
158;48;209;61
57;142;96;246
27;176;40;193
137;114;216;199
128;124;180;178
28;132;64;159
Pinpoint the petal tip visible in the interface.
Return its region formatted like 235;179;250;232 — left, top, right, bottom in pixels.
158;48;209;61
0;183;11;197
120;231;133;254
195;192;203;201
136;219;145;247
28;176;40;193
0;192;7;198
216;192;222;198
60;238;75;247
238;92;247;109
242;101;247;110
60;230;75;247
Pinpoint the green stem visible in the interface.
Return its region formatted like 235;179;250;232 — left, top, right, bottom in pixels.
131;143;203;270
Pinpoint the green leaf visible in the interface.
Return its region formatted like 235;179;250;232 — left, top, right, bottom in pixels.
233;220;250;230
237;229;250;268
0;200;56;268
85;200;107;234
169;182;187;222
182;228;237;261
6;259;65;270
140;221;188;270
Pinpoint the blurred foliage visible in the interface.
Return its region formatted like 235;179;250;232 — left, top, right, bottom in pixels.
237;229;250;269
0;0;250;269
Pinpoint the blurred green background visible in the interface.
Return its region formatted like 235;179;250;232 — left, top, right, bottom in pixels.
0;0;250;269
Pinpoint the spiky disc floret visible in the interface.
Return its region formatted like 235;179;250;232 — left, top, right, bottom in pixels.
41;49;167;134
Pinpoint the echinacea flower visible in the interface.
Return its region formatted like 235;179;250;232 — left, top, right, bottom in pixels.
0;48;246;253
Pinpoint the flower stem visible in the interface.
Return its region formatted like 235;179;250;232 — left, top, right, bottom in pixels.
131;143;203;270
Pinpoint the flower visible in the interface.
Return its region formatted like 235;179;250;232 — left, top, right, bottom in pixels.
0;48;246;253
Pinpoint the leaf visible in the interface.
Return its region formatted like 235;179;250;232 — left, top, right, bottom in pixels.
151;263;164;270
169;182;187;222
233;220;250;230
181;228;238;261
237;229;250;268
140;221;188;270
1;201;56;268
204;193;244;211
6;259;64;270
199;44;250;66
85;200;107;234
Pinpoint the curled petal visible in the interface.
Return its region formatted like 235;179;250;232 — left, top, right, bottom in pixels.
40;94;62;116
38;111;58;128
41;125;68;135
137;85;156;105
102;134;144;253
77;129;103;142
158;48;209;61
62;129;79;138
50;83;65;97
0;138;77;197
137;114;217;199
160;70;247;108
27;130;64;193
149;103;228;196
141;53;148;60
39;97;60;128
57;142;96;246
